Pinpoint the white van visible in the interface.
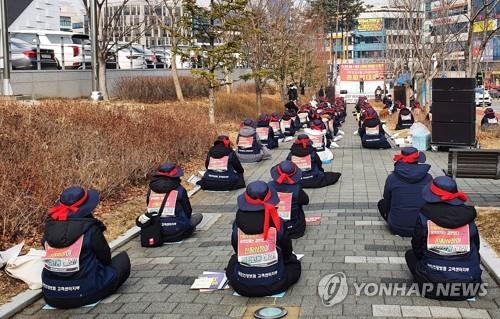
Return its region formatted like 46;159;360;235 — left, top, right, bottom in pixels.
10;30;91;69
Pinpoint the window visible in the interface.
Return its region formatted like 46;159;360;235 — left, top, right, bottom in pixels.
46;35;73;45
11;33;37;44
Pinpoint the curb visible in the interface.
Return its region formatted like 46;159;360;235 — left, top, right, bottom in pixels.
0;185;201;319
479;235;500;284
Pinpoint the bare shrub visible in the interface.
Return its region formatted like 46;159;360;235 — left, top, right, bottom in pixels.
216;92;283;121
0;100;216;246
114;76;209;103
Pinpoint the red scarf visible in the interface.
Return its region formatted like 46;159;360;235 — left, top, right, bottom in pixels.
157;168;178;177
244;191;281;240
294;138;310;149
311;124;323;130
49;192;88;221
218;137;230;148
430;183;468;202
276;165;296;185
393;152;420;164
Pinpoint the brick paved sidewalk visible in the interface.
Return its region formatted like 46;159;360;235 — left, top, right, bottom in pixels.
15;107;500;319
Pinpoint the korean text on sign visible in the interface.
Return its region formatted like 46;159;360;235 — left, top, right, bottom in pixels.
427;221;470;256
237;228;278;267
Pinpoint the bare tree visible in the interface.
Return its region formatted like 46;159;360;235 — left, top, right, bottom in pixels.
152;0;188;102
184;0;248;124
463;0;499;77
391;0;458;106
82;0;152;99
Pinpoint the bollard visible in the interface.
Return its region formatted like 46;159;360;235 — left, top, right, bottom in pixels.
36;43;41;71
129;46;133;69
142;44;146;69
60;36;65;70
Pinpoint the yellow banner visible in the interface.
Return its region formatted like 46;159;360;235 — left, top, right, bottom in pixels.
473;19;497;33
357;18;383;32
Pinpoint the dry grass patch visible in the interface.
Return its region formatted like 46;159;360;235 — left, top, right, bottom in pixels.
476;207;500;255
216;92;283;121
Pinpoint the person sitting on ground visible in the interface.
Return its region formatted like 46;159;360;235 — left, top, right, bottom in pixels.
480;107;499;130
256;114;279;149
42;186;131;309
140;163;203;243
395;107;415;130
268;161;309;239
405;176;482;300
270;113;284;139
297;105;311;128
285;101;298;113
378;147;432;237
280;111;297;138
383;95;393;110
225;181;301;297
237;119;272;163
305;118;332;151
359;110;392;149
198;135;246;191
287;134;341;188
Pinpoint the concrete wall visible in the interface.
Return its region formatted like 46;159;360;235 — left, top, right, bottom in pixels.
5;68;251;99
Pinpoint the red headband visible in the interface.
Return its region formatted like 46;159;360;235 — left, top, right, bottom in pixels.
430;183;468;202
276;165;296;185
393;152;420;164
244;191;281;240
157;168;178;177
294;138;310;149
49;191;88;221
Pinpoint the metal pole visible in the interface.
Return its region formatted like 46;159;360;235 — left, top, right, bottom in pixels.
1;0;12;96
90;0;103;101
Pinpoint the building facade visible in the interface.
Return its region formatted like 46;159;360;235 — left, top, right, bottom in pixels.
8;0;61;31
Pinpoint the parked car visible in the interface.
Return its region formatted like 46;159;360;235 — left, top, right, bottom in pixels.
0;38;58;70
115;46;147;69
10;30;91;69
489;88;500;99
475;88;492;107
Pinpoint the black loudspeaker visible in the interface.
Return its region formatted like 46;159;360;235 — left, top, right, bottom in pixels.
432;122;476;145
432;78;476;90
394;86;406;104
431;78;476;147
432;101;476;123
432;90;475;103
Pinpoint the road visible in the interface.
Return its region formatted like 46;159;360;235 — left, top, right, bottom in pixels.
491;99;500;112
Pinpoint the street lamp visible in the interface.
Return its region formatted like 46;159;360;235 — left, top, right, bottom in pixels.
90;0;103;101
0;0;12;96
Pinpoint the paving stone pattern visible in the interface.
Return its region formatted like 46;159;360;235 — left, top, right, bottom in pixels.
15;107;500;319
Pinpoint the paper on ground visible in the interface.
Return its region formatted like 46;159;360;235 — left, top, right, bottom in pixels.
233;291;286;298
43;301;100;310
0;242;24;268
187;175;201;186
191;277;214;289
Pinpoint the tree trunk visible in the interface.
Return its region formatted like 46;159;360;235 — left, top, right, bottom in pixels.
171;52;185;103
425;77;432;108
98;55;109;100
208;86;215;124
255;78;262;116
224;66;232;94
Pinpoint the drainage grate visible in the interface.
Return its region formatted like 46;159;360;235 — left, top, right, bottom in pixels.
365;244;409;252
159;276;198;285
199;240;229;247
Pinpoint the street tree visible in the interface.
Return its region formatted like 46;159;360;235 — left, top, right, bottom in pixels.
184;0;248;124
82;0;152;99
152;0;189;102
